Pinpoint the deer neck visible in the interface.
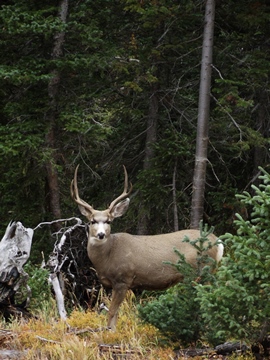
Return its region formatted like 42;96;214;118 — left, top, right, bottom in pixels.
87;233;113;269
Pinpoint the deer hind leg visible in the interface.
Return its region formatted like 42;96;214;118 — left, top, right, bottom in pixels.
107;285;128;330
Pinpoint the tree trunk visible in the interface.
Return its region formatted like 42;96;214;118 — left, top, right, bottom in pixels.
172;160;179;231
137;84;159;235
143;87;158;170
190;0;215;229
45;0;69;225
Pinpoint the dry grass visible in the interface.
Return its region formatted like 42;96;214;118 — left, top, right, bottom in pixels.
0;293;176;359
0;294;256;359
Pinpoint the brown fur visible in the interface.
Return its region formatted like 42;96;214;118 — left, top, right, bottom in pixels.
71;166;223;330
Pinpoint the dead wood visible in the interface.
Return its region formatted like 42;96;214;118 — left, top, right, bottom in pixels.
67;326;108;334
35;335;61;344
176;347;214;358
0;221;33;320
99;344;143;359
215;341;248;355
175;341;249;359
46;220;102;314
0;349;27;359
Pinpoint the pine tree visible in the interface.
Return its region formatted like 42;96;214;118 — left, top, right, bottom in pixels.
197;167;270;344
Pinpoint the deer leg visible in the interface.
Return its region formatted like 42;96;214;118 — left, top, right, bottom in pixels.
107;285;128;330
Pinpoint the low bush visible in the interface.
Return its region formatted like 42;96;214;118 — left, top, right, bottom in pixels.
197;166;270;344
138;223;221;346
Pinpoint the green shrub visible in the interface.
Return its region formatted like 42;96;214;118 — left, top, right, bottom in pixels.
138;224;220;346
16;262;52;312
197;166;270;344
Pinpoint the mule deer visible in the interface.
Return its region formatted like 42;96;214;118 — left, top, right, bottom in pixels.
71;165;223;330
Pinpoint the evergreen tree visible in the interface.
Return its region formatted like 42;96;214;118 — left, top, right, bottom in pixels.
0;0;269;262
197;167;270;344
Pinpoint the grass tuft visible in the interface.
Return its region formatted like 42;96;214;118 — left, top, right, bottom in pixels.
0;294;176;359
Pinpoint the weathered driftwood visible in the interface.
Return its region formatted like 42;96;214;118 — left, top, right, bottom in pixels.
0;221;33;319
46;218;102;318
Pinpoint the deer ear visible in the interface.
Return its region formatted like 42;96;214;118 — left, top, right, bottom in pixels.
78;205;92;218
112;198;130;218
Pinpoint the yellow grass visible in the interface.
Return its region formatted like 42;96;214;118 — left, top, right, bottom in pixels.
0;293;256;359
0;293;176;359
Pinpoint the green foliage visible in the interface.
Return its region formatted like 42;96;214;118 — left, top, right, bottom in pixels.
0;0;269;262
18;262;52;312
197;167;270;344
139;286;198;345
138;223;220;345
0;4;63;35
133;130;196;233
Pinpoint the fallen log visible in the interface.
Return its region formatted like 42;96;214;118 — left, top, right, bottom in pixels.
176;341;248;358
215;341;248;355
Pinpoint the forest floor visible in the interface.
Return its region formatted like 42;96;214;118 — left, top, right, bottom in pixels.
0;296;257;360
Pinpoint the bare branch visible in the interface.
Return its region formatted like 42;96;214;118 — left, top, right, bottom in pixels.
33;217;82;231
49;273;67;320
211;64;224;80
36;335;62;344
210;93;243;141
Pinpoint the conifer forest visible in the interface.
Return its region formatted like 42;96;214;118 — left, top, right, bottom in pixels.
0;0;270;354
1;0;269;260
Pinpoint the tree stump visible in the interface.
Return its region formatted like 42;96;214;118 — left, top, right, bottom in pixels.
0;221;33;320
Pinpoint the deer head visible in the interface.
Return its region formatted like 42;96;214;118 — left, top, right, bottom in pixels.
70;165;132;243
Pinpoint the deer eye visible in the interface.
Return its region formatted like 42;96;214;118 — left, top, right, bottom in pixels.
90;220;97;225
105;220;111;224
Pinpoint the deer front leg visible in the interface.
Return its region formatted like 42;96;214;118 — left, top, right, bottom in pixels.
107;285;128;330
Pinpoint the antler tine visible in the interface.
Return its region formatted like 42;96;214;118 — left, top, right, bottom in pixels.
70;165;94;213
108;165;133;212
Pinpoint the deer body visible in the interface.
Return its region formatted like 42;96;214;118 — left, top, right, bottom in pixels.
88;230;220;290
71;166;223;330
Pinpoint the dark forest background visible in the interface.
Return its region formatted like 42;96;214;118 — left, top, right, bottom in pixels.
0;0;269;263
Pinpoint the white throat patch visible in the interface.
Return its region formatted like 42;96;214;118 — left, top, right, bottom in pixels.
89;235;107;246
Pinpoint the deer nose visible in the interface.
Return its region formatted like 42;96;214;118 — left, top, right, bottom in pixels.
97;232;105;240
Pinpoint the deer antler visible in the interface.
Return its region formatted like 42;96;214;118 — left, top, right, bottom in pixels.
108;166;133;212
70;165;94;213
